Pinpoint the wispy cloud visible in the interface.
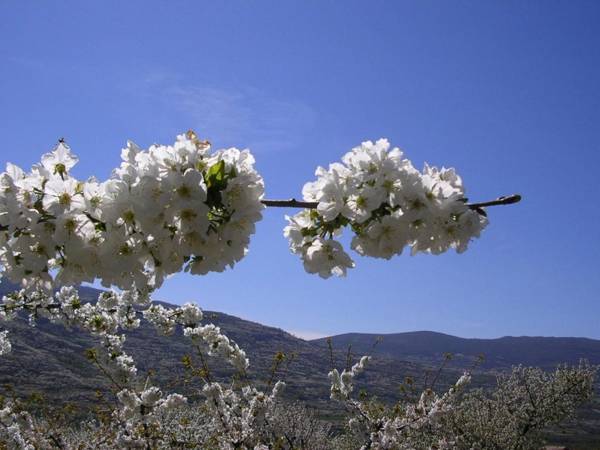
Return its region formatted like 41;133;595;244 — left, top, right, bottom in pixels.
129;72;317;153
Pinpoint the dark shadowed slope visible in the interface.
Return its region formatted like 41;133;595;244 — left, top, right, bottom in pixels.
0;281;434;411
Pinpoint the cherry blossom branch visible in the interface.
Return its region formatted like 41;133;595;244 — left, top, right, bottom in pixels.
261;194;522;210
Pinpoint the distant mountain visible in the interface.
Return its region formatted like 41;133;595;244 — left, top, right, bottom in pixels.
1;281;599;447
313;331;600;370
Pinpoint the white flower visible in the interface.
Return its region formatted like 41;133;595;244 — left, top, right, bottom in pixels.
351;212;411;259
303;237;354;278
40;141;79;177
52;213;94;245
82;179;105;219
42;177;85;215
283;210;316;253
345;185;386;223
166;168;207;209
303;164;351;222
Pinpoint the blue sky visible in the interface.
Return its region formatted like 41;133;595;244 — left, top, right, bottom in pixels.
1;1;599;339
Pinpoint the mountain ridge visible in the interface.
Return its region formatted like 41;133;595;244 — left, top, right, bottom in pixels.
319;329;600;341
313;330;600;370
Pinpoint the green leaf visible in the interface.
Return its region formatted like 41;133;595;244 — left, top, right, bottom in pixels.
205;160;230;209
205;160;226;189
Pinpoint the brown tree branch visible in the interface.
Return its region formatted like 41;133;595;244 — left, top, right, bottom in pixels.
466;194;522;209
261;199;319;208
261;194;522;210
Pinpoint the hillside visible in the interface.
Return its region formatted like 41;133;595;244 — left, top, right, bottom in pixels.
1;281;599;447
0;282;440;413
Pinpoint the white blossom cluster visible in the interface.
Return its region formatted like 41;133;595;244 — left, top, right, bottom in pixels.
328;354;472;450
369;372;471;449
202;380;286;449
0;131;264;293
285;139;488;278
329;355;371;401
143;302;249;371
0;282;250;374
113;385;188;448
106;379;286;450
0;286;145;375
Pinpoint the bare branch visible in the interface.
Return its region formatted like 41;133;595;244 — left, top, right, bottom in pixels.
261;194;522;210
261;199;319;208
466;194;522;209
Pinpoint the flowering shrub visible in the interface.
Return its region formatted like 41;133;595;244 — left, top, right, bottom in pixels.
439;363;597;449
327;356;473;449
327;361;595;450
4;133;588;450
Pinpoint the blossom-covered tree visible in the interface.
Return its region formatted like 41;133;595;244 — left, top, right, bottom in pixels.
5;132;588;450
